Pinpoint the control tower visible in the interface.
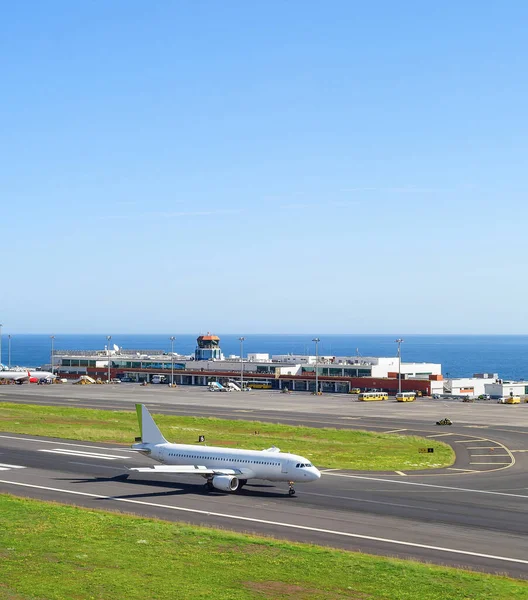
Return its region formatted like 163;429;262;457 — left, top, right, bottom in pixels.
195;333;223;361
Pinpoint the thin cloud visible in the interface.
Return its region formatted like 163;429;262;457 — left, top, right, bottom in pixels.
342;186;453;193
280;200;360;209
280;202;317;209
103;209;242;220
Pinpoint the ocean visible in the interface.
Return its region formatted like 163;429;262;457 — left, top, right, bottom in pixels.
1;334;528;380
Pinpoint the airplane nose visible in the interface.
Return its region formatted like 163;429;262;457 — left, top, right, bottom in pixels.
312;468;321;480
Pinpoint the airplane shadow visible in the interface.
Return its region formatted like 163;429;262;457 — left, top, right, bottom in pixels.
55;474;290;500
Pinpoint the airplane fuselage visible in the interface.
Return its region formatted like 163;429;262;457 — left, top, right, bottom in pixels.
0;368;56;383
135;441;320;483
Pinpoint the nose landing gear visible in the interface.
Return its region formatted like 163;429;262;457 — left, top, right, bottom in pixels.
288;482;296;496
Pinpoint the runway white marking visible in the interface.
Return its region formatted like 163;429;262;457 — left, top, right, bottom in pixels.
470;462;511;465
0;463;26;470
395;471;407;476
0;479;526;567
471;454;510;457
302;490;437;510
321;473;528;499
426;433;453;438
0;434;136;452
466;447;501;450
39;449;130;460
384;429;408;434
455;439;488;443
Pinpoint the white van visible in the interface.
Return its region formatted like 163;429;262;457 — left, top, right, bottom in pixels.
151;374;167;384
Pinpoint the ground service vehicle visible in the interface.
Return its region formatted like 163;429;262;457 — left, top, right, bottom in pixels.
396;392;416;402
349;387;361;394
358;392;389;401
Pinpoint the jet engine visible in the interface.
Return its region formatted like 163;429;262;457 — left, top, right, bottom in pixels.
211;475;239;492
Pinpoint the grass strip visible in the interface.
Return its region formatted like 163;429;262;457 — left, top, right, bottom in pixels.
1;494;527;600
0;402;454;470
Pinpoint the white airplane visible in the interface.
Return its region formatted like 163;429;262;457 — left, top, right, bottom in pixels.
130;404;321;496
0;365;57;384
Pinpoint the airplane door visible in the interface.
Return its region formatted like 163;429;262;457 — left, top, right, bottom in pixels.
281;459;294;474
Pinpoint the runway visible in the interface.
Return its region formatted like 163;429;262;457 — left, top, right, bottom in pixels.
0;385;527;578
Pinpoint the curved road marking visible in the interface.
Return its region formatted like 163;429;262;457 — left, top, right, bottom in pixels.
400;431;516;477
0;479;526;566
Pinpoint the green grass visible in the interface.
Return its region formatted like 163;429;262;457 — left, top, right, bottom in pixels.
1;495;526;600
0;402;454;470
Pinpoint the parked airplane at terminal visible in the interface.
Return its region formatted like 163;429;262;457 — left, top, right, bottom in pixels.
130;404;321;496
0;365;57;383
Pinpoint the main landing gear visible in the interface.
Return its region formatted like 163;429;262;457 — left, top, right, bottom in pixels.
203;480;214;493
288;482;296;497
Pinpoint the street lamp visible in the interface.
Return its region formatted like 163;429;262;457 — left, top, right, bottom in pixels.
106;335;112;382
312;337;320;394
50;335;55;375
0;323;3;366
239;337;245;390
395;338;404;394
8;335;11;368
169;336;175;386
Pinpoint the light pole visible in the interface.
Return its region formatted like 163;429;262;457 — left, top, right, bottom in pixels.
312;337;320;394
169;336;175;386
8;335;11;368
50;335;55;375
0;323;3;366
239;337;245;390
106;335;112;382
395;338;404;394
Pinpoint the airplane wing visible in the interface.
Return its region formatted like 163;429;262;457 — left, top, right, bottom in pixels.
129;465;240;475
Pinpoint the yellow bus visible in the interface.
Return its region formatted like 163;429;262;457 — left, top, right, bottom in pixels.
358;392;389;401
246;381;272;389
396;392;416;402
502;396;520;404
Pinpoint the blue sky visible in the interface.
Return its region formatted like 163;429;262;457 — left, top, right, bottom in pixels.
2;1;528;334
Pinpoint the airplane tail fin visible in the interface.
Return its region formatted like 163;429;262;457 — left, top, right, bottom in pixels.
135;404;168;444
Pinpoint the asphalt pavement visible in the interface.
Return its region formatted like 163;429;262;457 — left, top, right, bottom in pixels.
0;384;527;578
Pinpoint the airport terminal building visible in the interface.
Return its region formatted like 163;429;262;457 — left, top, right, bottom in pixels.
53;334;444;395
51;334;528;398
